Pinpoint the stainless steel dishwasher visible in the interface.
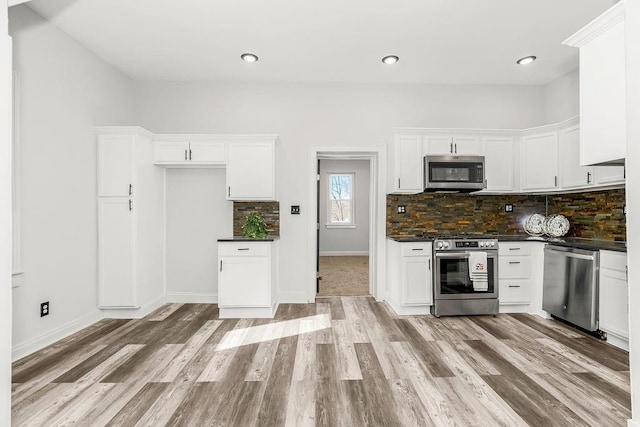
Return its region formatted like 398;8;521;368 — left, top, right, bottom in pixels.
542;245;599;331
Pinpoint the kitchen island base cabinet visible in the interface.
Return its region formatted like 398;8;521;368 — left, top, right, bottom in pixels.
217;241;278;318
599;250;629;350
386;240;433;316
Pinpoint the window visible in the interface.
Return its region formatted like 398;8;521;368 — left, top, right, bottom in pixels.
327;173;355;226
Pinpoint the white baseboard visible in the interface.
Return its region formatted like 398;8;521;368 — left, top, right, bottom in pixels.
278;290;309;303
319;251;369;256
12;309;103;362
166;292;218;304
100;294;167;319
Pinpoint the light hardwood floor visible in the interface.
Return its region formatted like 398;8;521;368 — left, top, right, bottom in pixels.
12;298;630;426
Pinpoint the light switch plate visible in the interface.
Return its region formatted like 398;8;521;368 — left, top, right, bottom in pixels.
397;205;406;214
291;205;301;215
504;204;514;213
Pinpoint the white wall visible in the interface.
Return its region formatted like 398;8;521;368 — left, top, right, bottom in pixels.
625;1;640;425
543;69;580;123
319;159;369;254
9;5;134;357
134;81;547;302
1;1;13;422
165;168;232;301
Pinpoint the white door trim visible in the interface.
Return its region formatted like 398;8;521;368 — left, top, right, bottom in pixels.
308;146;386;302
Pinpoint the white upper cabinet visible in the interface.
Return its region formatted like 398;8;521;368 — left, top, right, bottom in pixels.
154;137;225;165
564;2;626;165
520;132;559;192
482;136;514;192
595;165;625;185
425;135;481;155
559;124;595;189
98;134;133;197
227;138;277;200
388;134;423;194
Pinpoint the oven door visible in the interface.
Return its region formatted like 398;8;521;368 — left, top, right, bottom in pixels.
434;251;498;299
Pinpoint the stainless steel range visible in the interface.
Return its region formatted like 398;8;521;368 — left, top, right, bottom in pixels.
431;236;499;317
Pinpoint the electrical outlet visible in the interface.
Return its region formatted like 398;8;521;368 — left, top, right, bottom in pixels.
504;204;514;213
397;205;406;214
40;301;49;317
291;205;301;215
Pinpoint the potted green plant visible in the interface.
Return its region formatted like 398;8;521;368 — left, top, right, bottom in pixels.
242;212;268;239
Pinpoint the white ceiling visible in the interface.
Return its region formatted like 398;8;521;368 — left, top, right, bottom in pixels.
24;0;617;85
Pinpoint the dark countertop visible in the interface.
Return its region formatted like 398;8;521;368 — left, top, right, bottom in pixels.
386;234;626;252
217;236;279;242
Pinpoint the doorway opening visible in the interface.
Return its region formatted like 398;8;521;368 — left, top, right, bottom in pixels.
316;158;371;296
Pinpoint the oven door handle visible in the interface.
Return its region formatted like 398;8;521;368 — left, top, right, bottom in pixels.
435;252;471;259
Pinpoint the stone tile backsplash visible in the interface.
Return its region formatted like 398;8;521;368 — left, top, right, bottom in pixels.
233;201;280;237
387;188;626;241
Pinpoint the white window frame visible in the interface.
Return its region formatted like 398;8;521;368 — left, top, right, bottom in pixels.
326;172;356;228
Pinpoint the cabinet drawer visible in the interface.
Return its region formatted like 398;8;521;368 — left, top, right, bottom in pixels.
401;243;431;257
600;250;627;272
498;243;531;256
218;242;271;257
499;257;531;279
499;280;530;304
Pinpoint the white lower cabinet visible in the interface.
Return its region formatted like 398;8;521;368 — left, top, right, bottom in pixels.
599;250;628;350
386;240;432;315
218;241;278;318
498;242;532;306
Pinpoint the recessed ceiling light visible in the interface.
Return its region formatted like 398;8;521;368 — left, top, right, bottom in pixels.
517;55;537;65
241;53;259;63
382;55;399;65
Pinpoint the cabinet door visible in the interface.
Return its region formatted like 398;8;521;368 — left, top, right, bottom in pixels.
520;132;559;191
98;198;136;307
393;135;423;193
426;136;454;154
579;19;626;165
595;166;625;185
559;125;594;189
499;280;531;304
402;256;432;305
189;141;225;163
154;141;189;163
218;257;270;307
483;137;514;192
98;135;133;197
599;267;629;339
452;136;481;155
227;142;275;200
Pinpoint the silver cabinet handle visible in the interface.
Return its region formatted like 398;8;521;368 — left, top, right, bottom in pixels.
508;285;521;288
554;176;558;187
189;147;192;160
428;259;431;270
220;260;222;271
587;171;591;184
184;149;188;160
237;248;250;251
412;248;424;251
508;261;521;264
450;141;453;153
454;143;457;154
129;199;133;211
129;184;132;196
508;248;521;251
398;178;401;188
228;187;231;197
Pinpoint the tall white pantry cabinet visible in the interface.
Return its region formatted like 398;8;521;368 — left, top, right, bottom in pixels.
96;127;164;308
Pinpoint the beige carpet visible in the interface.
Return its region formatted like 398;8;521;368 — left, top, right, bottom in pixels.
318;256;369;296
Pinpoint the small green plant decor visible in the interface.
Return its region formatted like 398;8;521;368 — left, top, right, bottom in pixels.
242;212;269;239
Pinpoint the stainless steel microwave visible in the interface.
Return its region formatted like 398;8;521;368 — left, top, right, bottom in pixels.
424;155;486;192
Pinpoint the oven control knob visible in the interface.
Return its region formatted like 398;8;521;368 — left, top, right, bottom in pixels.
443;242;450;249
479;241;485;247
490;241;496;247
